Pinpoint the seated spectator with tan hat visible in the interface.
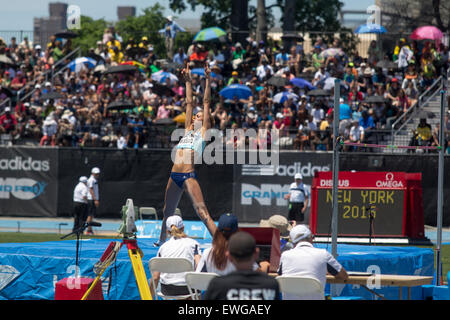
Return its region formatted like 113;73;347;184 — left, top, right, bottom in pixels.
259;214;294;252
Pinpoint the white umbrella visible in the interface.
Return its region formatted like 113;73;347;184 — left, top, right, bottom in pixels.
151;70;179;84
273;91;299;104
323;77;337;91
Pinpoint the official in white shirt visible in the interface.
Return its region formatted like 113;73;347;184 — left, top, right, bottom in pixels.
277;225;348;300
72;176;89;233
86;167;100;235
284;173;309;223
152;215;201;297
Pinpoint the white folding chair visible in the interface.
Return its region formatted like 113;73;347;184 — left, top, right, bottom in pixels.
148;257;193;300
185;272;219;300
139;207;158;220
276;275;325;300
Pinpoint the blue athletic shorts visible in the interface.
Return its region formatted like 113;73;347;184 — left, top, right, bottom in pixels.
170;171;197;189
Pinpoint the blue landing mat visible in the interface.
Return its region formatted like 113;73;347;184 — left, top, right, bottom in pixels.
0;238;433;300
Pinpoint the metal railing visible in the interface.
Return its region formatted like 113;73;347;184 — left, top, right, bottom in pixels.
1;47;81;112
390;71;447;145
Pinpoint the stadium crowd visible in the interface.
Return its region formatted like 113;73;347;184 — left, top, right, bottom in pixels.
0;25;449;153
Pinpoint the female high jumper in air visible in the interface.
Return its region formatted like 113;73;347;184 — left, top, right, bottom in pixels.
155;63;217;246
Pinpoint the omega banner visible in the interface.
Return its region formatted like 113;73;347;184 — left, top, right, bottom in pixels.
232;152;332;223
0;147;58;217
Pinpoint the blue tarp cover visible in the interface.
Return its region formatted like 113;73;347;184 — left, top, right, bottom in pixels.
0;221;434;300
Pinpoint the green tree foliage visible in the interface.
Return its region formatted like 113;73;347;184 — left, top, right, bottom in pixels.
293;0;343;32
71;16;109;55
115;5;167;58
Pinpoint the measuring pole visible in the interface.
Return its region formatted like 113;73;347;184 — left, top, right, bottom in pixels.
331;79;340;297
435;77;446;285
331;79;340;259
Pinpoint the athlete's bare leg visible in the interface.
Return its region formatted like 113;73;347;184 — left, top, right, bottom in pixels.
184;178;217;238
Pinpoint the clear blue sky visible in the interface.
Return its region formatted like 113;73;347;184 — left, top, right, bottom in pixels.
0;0;374;30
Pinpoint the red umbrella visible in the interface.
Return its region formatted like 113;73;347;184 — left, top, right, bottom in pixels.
410;26;443;41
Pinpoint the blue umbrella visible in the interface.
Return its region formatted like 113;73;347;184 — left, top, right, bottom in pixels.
273;91;299;104
290;78;315;90
219;84;252;100
66;57;96;72
355;23;387;34
191;68;221;79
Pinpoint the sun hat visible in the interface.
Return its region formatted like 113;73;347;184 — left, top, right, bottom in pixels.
79;176;88;183
290;224;312;244
91;167;100;174
166;215;184;230
228;231;256;259
218;213;238;233
259;215;292;237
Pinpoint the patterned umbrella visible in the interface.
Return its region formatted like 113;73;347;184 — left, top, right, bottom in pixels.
319;48;344;59
273;91;299;104
193;27;227;42
121;61;146;71
219;84;252;100
66;57;97;73
151;70;179;84
355;23;387;34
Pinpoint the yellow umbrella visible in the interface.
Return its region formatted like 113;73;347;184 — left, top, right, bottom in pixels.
173;112;186;124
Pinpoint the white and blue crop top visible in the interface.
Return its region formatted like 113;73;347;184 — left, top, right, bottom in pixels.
176;129;206;155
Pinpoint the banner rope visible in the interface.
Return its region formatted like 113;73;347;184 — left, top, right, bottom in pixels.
339;140;442;151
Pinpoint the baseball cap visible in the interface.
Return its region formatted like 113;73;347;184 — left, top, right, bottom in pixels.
79;176;88;183
259;215;292;237
4;107;10;112
166;215;184;230
218;213;238;233
228;231;256;259
290;224;312;244
295;173;303;180
91;167;100;174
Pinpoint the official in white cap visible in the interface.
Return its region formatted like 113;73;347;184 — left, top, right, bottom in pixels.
151;215;201;298
72;176;89;233
284;173;309;223
86;167;101;234
277;224;348;300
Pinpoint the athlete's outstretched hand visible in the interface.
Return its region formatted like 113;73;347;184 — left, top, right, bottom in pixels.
182;63;192;83
204;63;211;80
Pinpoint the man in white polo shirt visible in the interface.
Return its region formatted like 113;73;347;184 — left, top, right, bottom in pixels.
277;224;348;300
86;167;100;235
284;173;309;223
72;176;89;233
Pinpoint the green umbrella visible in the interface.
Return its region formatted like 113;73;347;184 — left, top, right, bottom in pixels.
193;27;227;42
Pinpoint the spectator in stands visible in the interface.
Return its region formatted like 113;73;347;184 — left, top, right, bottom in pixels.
0;107;18;138
338;98;352;134
409;117;433;152
277;224;348;300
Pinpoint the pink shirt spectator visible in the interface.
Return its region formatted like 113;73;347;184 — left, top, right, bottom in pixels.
157;105;170;119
